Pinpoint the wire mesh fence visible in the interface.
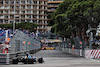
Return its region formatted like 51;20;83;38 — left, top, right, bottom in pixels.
10;31;41;53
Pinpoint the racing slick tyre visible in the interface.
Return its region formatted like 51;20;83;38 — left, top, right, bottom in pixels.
12;59;18;64
38;57;44;63
23;59;28;64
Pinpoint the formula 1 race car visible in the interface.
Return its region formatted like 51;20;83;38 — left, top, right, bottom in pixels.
12;53;44;64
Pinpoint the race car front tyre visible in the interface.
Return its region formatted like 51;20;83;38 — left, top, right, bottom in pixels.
38;57;44;63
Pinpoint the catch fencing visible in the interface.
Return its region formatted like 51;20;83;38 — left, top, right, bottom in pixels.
10;31;41;53
59;36;85;57
0;31;41;64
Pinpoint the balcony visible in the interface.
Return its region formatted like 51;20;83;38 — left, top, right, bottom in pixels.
0;16;4;19
47;5;59;8
5;7;10;9
0;2;3;4
5;2;9;4
21;1;25;4
10;2;14;4
0;6;4;9
10;12;15;14
48;9;55;12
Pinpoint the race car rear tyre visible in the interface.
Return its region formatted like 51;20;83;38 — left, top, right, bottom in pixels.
12;59;18;64
23;59;28;64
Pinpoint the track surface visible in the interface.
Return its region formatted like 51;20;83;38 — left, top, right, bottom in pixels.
1;50;100;67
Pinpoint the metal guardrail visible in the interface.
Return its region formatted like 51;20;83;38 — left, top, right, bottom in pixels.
0;53;11;64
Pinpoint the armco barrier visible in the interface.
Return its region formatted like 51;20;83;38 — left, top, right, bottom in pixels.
74;49;80;56
60;48;83;57
0;53;11;64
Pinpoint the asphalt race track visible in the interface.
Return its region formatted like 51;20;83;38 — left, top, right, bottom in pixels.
1;50;100;67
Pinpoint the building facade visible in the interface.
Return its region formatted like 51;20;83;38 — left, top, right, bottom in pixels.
0;0;48;32
47;0;63;14
47;0;63;26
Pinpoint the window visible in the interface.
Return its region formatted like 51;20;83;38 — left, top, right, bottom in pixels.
51;8;55;10
10;15;14;18
10;2;14;4
28;6;31;9
0;20;3;23
28;10;31;14
28;1;32;4
22;6;25;9
6;11;8;13
22;11;25;14
11;6;14;9
5;16;8;18
10;21;13;23
0;10;3;13
21;15;25;18
44;11;47;14
0;2;3;4
33;15;36;18
22;1;25;4
28;15;31;19
5;2;9;4
34;1;37;4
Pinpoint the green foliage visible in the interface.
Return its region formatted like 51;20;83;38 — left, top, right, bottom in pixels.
51;0;100;38
0;22;37;31
16;22;37;30
0;24;13;29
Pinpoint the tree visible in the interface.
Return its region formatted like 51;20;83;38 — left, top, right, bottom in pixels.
51;0;100;38
0;22;37;31
16;22;37;31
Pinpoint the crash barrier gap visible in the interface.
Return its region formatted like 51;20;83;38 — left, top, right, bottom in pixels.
59;36;86;57
60;47;100;59
0;31;41;64
60;48;84;57
60;36;100;58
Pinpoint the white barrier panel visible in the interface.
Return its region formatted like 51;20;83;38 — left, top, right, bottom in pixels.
62;48;81;56
74;49;80;56
85;50;100;58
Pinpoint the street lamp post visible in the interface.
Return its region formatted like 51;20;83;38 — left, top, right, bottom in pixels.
13;0;16;34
